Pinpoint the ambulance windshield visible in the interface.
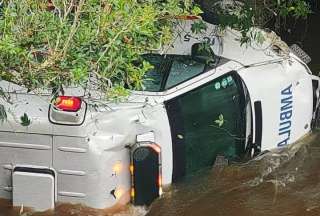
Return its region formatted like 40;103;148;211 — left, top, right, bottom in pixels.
141;54;207;92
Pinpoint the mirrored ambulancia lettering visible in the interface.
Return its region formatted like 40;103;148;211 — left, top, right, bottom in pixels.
278;84;293;147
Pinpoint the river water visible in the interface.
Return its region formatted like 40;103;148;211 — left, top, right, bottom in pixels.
1;6;320;216
147;133;320;216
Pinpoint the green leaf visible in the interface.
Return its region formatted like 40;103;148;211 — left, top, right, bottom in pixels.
191;20;207;34
191;6;203;15
214;114;225;127
20;113;31;127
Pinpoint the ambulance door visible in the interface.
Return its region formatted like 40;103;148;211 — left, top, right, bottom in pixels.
165;72;248;181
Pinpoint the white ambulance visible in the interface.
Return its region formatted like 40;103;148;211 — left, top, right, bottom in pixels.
0;18;319;211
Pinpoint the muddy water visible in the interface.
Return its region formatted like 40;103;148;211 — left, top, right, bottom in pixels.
0;200;147;216
147;133;320;216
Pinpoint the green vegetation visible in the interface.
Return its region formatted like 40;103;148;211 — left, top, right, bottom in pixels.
0;0;313;98
205;0;312;44
0;0;199;96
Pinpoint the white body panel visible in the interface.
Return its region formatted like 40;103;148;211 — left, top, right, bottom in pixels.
0;20;318;210
13;171;55;211
238;59;313;150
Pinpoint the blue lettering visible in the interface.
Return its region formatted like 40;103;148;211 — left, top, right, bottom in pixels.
279;121;291;132
278;85;293;147
281;84;292;95
278;137;290;147
281;96;293;111
280;110;292;121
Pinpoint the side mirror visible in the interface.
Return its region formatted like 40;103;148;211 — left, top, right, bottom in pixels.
191;43;216;65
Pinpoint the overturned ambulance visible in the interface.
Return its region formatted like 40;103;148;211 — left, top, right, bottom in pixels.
0;18;319;212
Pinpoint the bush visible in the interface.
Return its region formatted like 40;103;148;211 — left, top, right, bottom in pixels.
0;0;198;95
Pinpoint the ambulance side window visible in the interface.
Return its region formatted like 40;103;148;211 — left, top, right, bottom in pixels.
165;72;246;181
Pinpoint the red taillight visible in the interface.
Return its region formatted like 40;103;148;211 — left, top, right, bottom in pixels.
54;96;82;112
